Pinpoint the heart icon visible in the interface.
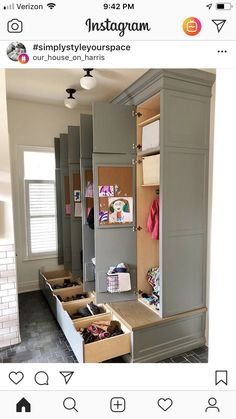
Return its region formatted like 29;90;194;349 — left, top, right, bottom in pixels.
157;398;173;411
9;371;24;385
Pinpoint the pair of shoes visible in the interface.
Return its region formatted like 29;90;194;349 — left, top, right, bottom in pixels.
70;302;102;320
77;307;92;317
87;302;101;315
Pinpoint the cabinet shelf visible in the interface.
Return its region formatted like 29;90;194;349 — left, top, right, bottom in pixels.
141;184;159;187
138;114;160;127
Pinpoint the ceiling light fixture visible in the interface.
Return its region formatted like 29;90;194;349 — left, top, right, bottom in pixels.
80;68;97;90
64;88;78;109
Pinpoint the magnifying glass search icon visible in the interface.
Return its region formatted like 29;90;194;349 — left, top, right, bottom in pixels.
63;397;78;412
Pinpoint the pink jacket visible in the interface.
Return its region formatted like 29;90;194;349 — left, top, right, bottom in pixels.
147;196;159;240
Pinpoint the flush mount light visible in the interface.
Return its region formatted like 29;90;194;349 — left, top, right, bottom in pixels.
64;88;78;109
80;68;97;90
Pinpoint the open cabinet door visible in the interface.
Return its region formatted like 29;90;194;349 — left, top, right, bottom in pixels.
60;134;72;271
81;158;95;292
93;102;136;154
94;154;137;304
92;102;137;304
80;114;95;292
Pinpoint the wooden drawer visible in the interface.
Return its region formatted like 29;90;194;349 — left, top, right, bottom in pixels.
53;285;88;302
46;277;81;290
39;271;61;317
62;299;105;319
39;270;131;363
42;269;72;280
73;312;131;363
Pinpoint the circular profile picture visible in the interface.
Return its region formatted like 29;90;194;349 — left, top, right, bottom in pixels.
6;41;26;62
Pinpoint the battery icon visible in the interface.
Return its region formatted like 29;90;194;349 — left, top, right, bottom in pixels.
216;2;233;9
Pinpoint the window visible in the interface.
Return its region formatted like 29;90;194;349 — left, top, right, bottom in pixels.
23;149;57;258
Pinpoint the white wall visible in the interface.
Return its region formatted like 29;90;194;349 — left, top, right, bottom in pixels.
0;70;14;243
0;70;20;348
7;98;90;293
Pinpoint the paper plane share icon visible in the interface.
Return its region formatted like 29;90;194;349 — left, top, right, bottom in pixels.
212;19;226;32
59;371;74;384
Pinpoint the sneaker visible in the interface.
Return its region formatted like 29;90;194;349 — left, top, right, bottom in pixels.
87;302;101;315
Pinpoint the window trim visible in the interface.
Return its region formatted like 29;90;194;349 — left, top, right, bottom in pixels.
25;179;57;258
18;146;57;261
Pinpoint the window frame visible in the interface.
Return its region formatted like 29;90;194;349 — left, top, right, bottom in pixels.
24;179;57;258
18;145;57;261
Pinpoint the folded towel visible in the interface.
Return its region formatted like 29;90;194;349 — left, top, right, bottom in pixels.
118;273;131;292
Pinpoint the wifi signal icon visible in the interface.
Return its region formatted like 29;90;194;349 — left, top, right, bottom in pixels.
47;2;56;9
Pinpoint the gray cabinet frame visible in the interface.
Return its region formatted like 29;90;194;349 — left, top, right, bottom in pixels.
93;69;215;318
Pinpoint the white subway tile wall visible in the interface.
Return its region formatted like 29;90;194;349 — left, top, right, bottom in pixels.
0;244;20;348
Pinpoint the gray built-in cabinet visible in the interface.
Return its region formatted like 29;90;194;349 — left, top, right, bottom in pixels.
52;69;215;362
92;69;215;317
54;137;63;265
55;128;83;278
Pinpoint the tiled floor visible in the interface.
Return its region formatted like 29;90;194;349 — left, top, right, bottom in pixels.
0;291;208;363
0;291;77;363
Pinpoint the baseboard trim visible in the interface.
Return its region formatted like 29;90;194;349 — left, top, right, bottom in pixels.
18;281;40;294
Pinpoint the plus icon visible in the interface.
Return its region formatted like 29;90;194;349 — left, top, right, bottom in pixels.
110;397;126;412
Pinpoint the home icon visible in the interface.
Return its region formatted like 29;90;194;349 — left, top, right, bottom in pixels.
16;397;31;413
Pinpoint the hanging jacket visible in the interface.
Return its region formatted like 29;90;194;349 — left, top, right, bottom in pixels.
147;196;159;240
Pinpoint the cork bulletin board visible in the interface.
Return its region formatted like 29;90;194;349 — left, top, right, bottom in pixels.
98;166;133;226
85;169;94;217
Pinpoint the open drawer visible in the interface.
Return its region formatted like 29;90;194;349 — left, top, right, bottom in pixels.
46;277;81;291
53;285;92;303
63;300;107;321
73;312;131;363
41;269;72;280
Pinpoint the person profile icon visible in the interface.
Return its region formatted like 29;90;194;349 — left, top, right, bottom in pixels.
205;397;220;412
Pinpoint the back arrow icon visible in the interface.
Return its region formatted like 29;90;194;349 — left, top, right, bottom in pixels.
212;19;226;32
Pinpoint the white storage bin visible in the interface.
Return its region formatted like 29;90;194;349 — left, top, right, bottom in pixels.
143;154;160;185
142;120;160;152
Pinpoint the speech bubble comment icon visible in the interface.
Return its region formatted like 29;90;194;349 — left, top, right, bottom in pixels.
34;371;49;386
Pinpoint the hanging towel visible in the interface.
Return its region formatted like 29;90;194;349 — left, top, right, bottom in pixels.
85;181;94;198
147;196;159;240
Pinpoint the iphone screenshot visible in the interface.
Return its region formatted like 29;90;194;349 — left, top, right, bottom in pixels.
0;0;236;417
